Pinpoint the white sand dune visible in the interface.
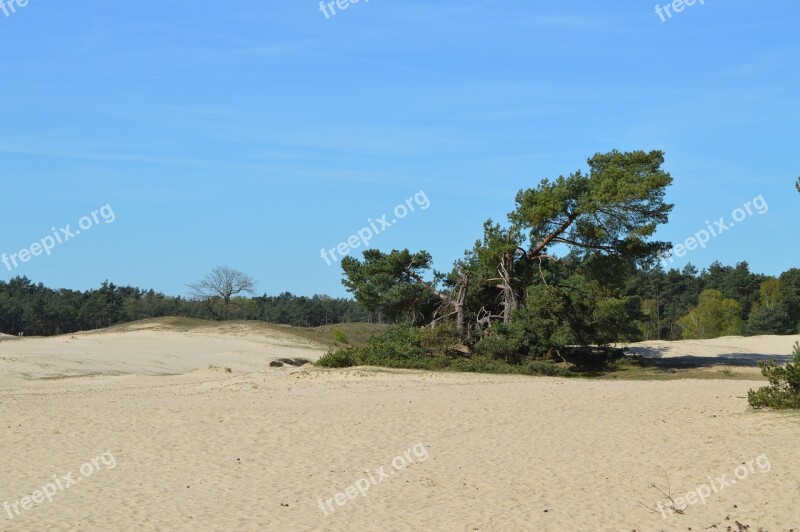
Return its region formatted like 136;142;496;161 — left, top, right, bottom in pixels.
0;322;326;381
1;324;799;531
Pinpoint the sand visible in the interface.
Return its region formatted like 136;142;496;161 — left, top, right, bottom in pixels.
0;321;324;380
1;324;799;531
629;335;800;365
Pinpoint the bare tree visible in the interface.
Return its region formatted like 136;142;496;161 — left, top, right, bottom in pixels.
188;266;257;321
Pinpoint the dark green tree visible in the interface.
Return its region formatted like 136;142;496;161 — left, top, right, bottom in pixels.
779;268;800;329
511;150;673;266
340;250;443;326
503;150;674;348
747;279;795;335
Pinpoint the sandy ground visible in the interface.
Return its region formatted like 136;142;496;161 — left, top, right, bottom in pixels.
1;326;799;531
629;335;800;366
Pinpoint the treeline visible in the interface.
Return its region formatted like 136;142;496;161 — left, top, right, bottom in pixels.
4;261;795;341
616;261;797;340
0;277;370;336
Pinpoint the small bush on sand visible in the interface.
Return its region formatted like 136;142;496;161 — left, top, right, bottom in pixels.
315;349;360;368
317;325;454;370
748;342;800;409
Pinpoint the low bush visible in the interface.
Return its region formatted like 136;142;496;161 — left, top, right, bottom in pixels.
316;325;571;377
748;342;800;409
449;356;571;377
332;329;349;344
316;348;361;368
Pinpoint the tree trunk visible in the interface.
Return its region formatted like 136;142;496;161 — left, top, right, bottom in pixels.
406;268;470;341
497;256;517;324
455;302;465;339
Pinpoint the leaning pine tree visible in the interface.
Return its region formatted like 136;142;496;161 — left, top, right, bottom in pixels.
510;150;673;276
339;150;674;350
494;150;675;347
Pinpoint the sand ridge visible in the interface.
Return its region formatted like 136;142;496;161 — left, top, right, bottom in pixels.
0;322;327;381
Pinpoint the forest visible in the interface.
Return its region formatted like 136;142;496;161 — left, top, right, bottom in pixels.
1;260;797;341
0;279;369;336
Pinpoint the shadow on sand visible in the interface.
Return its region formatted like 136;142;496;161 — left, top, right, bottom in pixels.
627;345;794;368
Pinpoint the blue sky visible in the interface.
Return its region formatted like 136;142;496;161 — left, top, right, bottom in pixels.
0;0;798;297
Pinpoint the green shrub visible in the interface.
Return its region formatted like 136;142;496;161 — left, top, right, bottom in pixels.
522;359;572;377
472;315;549;362
449;356;570;377
473;334;514;359
316;326;443;369
473;330;529;364
449;356;516;374
348;325;455;370
332;329;349;344
316;325;571;377
316;348;361;368
748;342;800;409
